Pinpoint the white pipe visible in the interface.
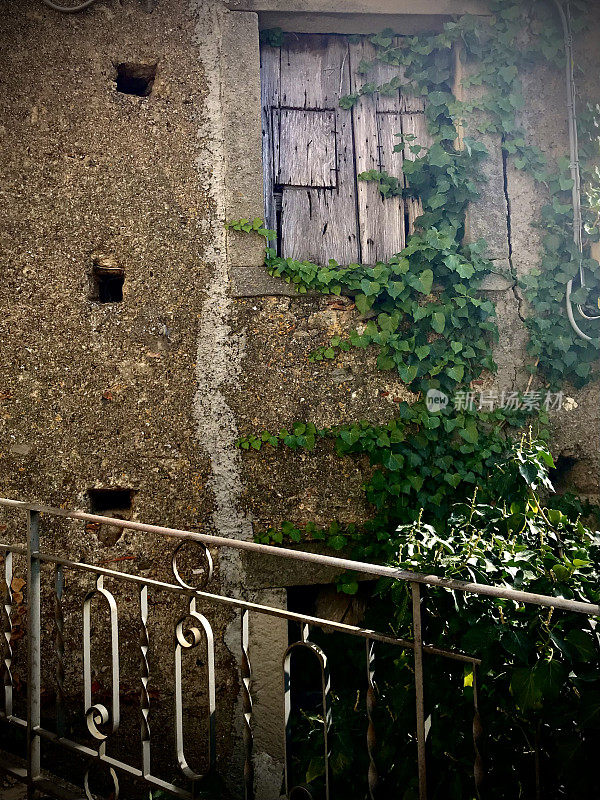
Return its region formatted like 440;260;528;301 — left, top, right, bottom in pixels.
41;0;98;13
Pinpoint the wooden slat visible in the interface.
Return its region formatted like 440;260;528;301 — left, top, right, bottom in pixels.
372;39;403;113
400;89;426;114
349;39;380;264
279;35;360;265
401;112;433;234
260;44;280;236
365;35;423;114
262;33;429;265
350;39;405;263
276;108;337;188
376;112;404;176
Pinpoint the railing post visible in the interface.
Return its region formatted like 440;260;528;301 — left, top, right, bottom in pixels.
140;584;151;778
473;664;484;799
241;609;254;800
2;551;14;718
27;509;41;793
54;564;66;738
411;582;427;800
366;638;378;799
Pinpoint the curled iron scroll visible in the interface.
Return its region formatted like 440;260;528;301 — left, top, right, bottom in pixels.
172;540;213;591
289;786;315;799
83;764;119;800
83;575;120;741
283;626;331;800
174;597;216;781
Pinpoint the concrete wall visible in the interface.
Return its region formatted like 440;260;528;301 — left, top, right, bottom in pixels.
505;2;600;501
0;0;598;796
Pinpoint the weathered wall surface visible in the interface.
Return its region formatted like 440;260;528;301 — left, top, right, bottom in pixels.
505;3;600;502
0;0;249;793
0;0;598;797
0;0;214;541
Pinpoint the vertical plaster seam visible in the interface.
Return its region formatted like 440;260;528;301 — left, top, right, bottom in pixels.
501;140;514;266
191;5;255;793
191;0;253;555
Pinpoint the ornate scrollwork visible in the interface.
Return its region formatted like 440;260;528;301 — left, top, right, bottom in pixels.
289;786;315;799
171;539;213;591
174;597;216;781
83;763;119;800
1;553;13;717
83;575;120;742
284;625;331;800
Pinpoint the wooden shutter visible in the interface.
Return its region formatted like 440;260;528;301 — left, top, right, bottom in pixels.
275;108;337;188
261;34;431;266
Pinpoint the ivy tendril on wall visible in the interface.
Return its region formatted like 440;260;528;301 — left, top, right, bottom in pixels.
228;0;600;555
232;4;600;797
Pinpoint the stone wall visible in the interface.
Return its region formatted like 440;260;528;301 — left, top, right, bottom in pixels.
0;0;598;797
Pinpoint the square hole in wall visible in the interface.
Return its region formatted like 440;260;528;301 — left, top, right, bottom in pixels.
91;257;125;303
115;62;157;97
87;488;134;514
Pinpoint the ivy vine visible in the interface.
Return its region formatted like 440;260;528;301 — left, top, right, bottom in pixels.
229;0;600;545
232;5;600;795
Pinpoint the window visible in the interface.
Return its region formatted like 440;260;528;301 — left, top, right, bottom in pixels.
261;33;431;266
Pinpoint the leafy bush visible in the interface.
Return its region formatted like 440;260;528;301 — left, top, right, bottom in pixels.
288;436;600;799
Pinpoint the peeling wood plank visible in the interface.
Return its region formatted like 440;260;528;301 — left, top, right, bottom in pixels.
350;39;383;263
366;36;424;113
279;35;359;265
377;111;404;175
276;108;337;188
262;33;429;267
260;44;280;236
350;39;405;263
401;112;433;234
401;93;426;113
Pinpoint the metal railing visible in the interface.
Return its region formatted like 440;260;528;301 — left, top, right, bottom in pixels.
0;497;598;800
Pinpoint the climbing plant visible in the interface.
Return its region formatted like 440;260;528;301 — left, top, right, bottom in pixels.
230;4;600;794
283;436;600;799
238;403;548;562
234;4;599;402
228;1;600;544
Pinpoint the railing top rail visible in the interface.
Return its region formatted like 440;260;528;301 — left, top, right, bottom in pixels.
1;497;598;617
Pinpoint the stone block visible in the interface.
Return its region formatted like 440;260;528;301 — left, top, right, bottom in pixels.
230;264;301;297
479;259;514;291
221;11;264;222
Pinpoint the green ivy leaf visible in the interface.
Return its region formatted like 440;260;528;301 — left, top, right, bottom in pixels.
510;666;543;710
432;312;446;334
399;364;419;384
459;422;479;444
446;364;464;382
328;535;347;551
